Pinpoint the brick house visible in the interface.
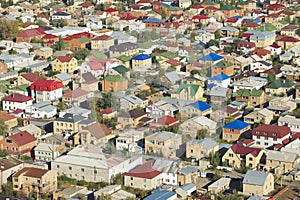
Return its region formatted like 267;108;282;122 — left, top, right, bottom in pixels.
16;28;45;43
222;120;251;142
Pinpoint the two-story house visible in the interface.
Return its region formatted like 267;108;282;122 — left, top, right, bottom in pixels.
53;113;86;135
52;56;78;73
243;170;274;196
222;120;251;142
179;100;212;119
2;93;32;112
109;42;139;58
244;108;274;124
120;95;148;111
30;79;63;103
91;35;114;50
186;138;219;160
236;89;267;107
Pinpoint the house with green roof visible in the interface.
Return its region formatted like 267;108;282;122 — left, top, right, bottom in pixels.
236;88;267;107
172;84;204;101
108;65;130;79
211;60;234;76
265;78;294;95
102;75;128;92
117;55;131;69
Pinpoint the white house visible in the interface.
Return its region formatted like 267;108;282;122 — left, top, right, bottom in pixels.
86;18;103;30
51;144;143;183
152;158;179;186
51;12;72;20
207;74;231;88
30;79;63;103
2;93;32;112
0;53;34;71
24;102;57;118
265;44;282;56
250;61;273;73
281;138;300;156
34;142;61;161
116;129;143;153
278;115;300;133
231;77;267;93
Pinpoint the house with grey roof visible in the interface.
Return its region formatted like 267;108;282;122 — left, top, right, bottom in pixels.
24;102;57;119
152;158;179;185
180;116;217;138
208;178;231;194
120;94;148;111
248;30;276;48
243;170;274;196
208;86;230;107
162;71;181;84
186;138;219;160
109;42;138;58
53;113;87;135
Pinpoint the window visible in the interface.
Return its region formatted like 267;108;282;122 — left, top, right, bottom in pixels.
257;136;260;139
191;149;193;153
249;157;253;161
229;153;234;157
265;137;268;140
130;177;133;180
229;129;234;132
273;138;277;141
57;165;60;169
264;142;268;146
144;179;146;182
81;168;84;172
69;166;72;170
166;179;169;182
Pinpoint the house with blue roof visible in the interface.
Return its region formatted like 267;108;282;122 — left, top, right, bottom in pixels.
243;170;274;196
208;73;231;88
143;191;177;200
222;120;251;142
180;100;212;118
132;54;152;71
199;53;224;64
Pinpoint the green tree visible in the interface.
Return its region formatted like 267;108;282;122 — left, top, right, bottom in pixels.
53;36;65;51
73;48;90;61
57;101;65;112
17;118;24;126
112;173;123;185
161;9;167;19
196;129;207;140
0;119;8;136
207;39;219;47
0;18;20;40
8;49;17;55
0;149;8;157
210;151;221;167
36;19;47;27
267;70;276;83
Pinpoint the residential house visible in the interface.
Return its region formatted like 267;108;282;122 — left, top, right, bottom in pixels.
222;120;251;142
243;170;274;196
15;124;42;138
51;144;143;183
252;124;291;148
172;84;204;101
180;116;217;138
102;75;128;92
278;36;300;49
109;42;139;58
52;56;78;73
199;53;224;65
222;144;264;169
232;77;267;93
145;131;182;158
87;18;103;30
74;122;113;145
94;185;136;200
0;62;8;75
265;78;294;95
17;72;41;86
268;96;297;114
116;129;143;153
186;138;219;160
91;35;114;50
62;87;91;106
219;26;239;37
2;93;32;112
244;108;274;124
131;54;152;71
0;131;37;157
54;186;93;200
208;178;231;194
124;160;162;190
177;166;198;186
54;72;72;87
35;47;53;59
265;150;300;174
81;57;118;79
281;138;300;156
16;28;45;43
152;158;179;186
180;100;212;119
53;113;86;135
120;95;148;111
98;108;118;119
146;100;179;118
77;72;98;92
34;142;61;161
30;79;63;103
211;60;235;76
237;41;255;54
209;86;230;107
235;88;267;107
280;65;300;81
0;157;23;185
117;108;149;129
0;112;18;131
250;61;272;73
24;102;57;119
13;167;57;195
207;74;231;88
278;115;300;133
265;44;282;56
51;12;72;20
248;30;276;48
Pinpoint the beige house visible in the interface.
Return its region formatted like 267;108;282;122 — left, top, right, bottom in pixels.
53;113;86;135
0;157;23;185
186;138;219;160
17;72;41;86
131;54;152;71
52;56;78;73
222;144;264;169
13;167;57;195
117;109;149;129
179;101;212;119
180;116;217;138
145;131;182;158
265;78;294;95
243;170;274;196
244;108;274;124
91;35;114;50
124;160;162;190
265;150;300;175
35;47;53;59
109;42;138;58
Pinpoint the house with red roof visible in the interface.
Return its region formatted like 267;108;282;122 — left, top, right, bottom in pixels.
267;4;285;14
222;143;265;169
149;115;179;129
81;57;118;78
265;43;282;56
225;17;241;27
237;41;255;53
62;87;91;106
192;15;210;25
251;48;272;60
52;56;78;73
16;28;45;43
91;34;114;50
105;7;118;16
0;131;37;156
97;108;118;119
30;79;63;103
252;124;291;148
278;36;300;49
281;25;299;38
124;160;162;190
17;72;42;86
2;94;33;113
0;111;18;131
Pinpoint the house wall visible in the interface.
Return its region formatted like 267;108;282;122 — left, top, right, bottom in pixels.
32;88;63;103
102;80;128;92
124;173;162;190
52;58;78;73
0;163;24;185
253;134;290;148
222;148;241;168
186;142;219;159
131;58;152;70
53;121;78;135
222;126;250;142
243;174;274;196
265;159;298;174
91;39;114;50
244;112;273;124
2;100;33;112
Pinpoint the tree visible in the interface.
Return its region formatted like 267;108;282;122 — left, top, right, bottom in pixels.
196;129;207;140
210;151;221;168
8;49;17;55
0;149;8;157
267;70;276;83
17;118;24;126
0;119;8;136
161;9;167;19
207;39;219;47
73;48;90;61
112;173;123;185
57;101;65;112
53;36;64;51
0;18;20;40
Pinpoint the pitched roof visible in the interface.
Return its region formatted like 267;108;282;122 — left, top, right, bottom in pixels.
119;108;146;118
208;73;230;81
21;72;42;82
85;122;111;139
231;144;261;157
156;115;179;126
82;72;98;84
223;120;250;130
105;7;118;12
104;75;127;82
266;78;294;89
9;131;36;146
132;54;152;60
92;35;113;41
252;124;290;138
0;111;17;122
63;87;89;99
243;170;270;186
124;160;162;179
30;79;63;91
13;167;48;178
2;93;32;103
236;88;263;97
57;56;74;63
17;28;45;38
190;101;211;112
199;53;223;62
